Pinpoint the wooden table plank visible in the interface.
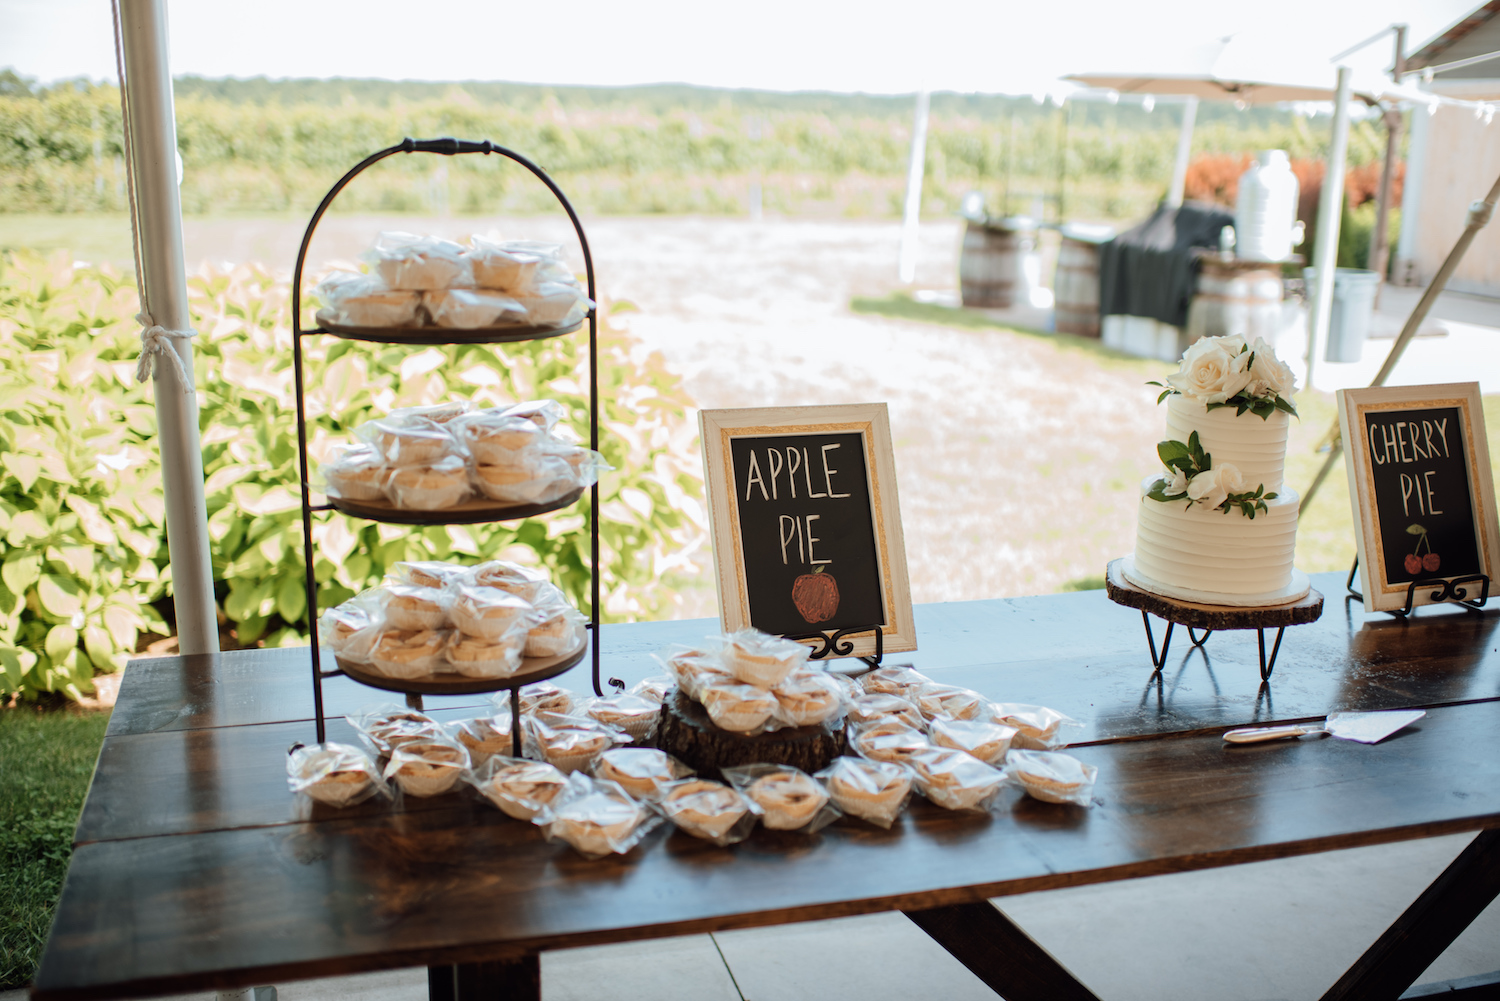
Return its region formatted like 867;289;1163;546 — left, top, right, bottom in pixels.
106;575;1500;745
35;701;1500;1001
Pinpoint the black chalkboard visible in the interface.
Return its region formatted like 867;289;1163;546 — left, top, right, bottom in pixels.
1363;406;1482;584
728;432;885;636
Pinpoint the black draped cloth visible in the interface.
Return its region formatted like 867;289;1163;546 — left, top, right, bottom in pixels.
1097;202;1234;328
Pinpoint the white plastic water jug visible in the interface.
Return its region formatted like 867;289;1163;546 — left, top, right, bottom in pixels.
1235;150;1299;262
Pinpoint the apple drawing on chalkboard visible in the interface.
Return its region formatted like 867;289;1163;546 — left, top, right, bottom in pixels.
792;566;840;624
1405;524;1441;575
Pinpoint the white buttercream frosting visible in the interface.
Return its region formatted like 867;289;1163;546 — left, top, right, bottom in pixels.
1133;478;1299;596
1164;394;1289;495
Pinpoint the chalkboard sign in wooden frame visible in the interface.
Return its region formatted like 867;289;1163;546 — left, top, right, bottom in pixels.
701;403;916;658
1338;383;1500;612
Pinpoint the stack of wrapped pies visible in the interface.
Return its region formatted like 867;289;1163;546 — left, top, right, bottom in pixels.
658;628;848;735
319;398;609;512
317;559;589;681
313;232;594;331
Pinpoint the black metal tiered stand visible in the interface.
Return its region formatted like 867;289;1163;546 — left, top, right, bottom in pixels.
291;138;605;756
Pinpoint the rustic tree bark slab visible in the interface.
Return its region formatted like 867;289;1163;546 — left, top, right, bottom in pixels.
652;689;846;776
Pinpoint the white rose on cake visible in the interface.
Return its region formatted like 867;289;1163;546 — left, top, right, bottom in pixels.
1245;337;1297;400
1186;463;1246;511
1167;336;1253;405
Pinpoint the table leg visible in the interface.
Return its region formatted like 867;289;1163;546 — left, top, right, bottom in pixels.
904;901;1101;1001
428;955;540;1001
1320;829;1500;1001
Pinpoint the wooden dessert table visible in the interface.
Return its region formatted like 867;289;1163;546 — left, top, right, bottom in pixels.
30;573;1500;1001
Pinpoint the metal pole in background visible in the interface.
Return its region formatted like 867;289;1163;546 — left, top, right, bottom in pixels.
898;89;931;284
1367;25;1407;306
1306;65;1353;391
117;0;219;655
1166;95;1197;207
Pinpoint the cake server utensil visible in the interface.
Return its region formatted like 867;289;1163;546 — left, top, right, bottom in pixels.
1223;709;1425;745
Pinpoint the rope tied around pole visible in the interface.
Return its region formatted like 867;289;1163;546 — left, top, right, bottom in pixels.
133;312;197;391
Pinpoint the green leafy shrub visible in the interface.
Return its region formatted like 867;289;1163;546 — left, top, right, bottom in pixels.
0;248;705;699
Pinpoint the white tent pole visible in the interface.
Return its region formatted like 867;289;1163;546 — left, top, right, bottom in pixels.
1306;65;1352;391
1166;95;1197;207
117;0;219;656
898;89;930;284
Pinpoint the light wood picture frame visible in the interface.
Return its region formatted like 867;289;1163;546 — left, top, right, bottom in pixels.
700;403;916;658
1338;383;1500;612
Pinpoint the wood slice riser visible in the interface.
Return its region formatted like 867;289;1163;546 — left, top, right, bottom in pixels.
651;689;846;776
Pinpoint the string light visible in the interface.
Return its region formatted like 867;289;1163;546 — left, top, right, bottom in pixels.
1142;95;1155;112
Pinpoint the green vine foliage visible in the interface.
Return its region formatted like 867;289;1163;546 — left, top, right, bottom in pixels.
0;249;705;700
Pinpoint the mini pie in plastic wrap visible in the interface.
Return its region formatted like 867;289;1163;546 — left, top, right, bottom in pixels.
382;583;453;631
525;590;588;659
583;693;661;742
469;755;570;821
452;411;545;466
449;712;516;764
987;703;1082;750
347;703;441;755
845;691;926;731
913;682;988;722
1004;749;1098;806
659;778;760;846
461;560;552;602
386;401;474;426
514;681;575;717
850;716;933;767
515;281;593;327
536;772;661;859
445;628;526;679
722;764;837;832
317;590;387;665
816;756;912;829
722;628;810;688
699;679;778;734
500;399;568;432
524;711;629;774
464;237;549;292
320;443;387;501
359;416;464;466
368;628;450;680
859;664;934;699
383;736;471;797
383;454;472;511
659;643;733;702
591;747;692;802
390;559;471;590
313;270;423;328
287;742;390;808
449;585;534;642
771;669;846;729
906;746;1007;812
423;288;527;329
628;675;674;705
367;232;473;291
929;717;1018;767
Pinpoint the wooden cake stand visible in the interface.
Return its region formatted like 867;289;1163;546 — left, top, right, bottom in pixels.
1105;558;1324;681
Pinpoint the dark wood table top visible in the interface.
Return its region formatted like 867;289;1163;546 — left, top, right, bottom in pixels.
34;573;1500;1000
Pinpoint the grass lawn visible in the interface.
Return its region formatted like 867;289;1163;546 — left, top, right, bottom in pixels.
0;707;111;990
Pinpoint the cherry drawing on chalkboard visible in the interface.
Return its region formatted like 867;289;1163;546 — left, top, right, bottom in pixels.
792;566;840;624
1404;523;1441;575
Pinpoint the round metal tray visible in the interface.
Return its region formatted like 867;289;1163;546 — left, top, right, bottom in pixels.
327;486;584;525
335;638;587;696
310;312;582;346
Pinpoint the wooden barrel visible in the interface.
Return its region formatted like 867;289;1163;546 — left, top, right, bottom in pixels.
1186;260;1285;345
959;221;1032;308
1054;235;1103;337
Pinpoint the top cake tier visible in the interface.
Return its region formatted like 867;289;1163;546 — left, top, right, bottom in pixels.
1164;394;1290;494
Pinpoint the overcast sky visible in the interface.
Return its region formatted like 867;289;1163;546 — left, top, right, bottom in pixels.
0;0;1476;98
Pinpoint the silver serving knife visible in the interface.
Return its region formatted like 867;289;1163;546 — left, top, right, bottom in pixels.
1223;710;1425;745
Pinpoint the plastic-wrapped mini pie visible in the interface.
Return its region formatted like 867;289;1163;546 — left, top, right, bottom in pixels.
659;778;759;845
445;631;525;679
383;455;471;511
525;711;626;774
913;682;988;722
538;773;660;858
584;694;660;742
859;664;934;699
390;559;470;590
317;590;386;665
1004;749;1097;806
515;282;592;328
722;628;810;688
320;444;387;502
348;704;440;754
287;742;389;808
452;412;545;467
368;628;449;680
449;586;533;642
771;670;845;728
929;717;1018;767
450;713;515;765
473;457;570;505
383;738;470;797
699;679;777;734
313;270;421;328
386;401;474;426
423;288;526;329
500;399;568;431
906;746;1006;812
845;691;926;731
987;704;1081;750
525;586;588;659
361;417;463;467
382;583;453;631
367;232;472;291
464;238;547;292
723;764;835;832
628;675;674;705
515;682;574;716
660;644;733;701
591;747;692;801
816;756;912;829
469;755;569;820
459;560;551;602
850;717;931;767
